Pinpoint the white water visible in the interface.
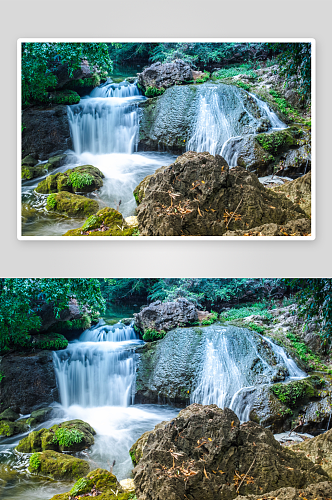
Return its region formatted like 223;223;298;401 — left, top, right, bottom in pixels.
186;84;287;166
191;326;306;422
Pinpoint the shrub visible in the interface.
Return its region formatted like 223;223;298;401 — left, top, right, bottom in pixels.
29;452;41;470
68;172;94;190
195;71;210;83
214;64;258;80
145;86;166;97
70;477;90;496
142;329;167;341
270;380;315;408
201;311;218;325
52;428;84;447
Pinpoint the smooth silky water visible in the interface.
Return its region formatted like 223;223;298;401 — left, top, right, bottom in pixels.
21;79;286;236
0;321;179;499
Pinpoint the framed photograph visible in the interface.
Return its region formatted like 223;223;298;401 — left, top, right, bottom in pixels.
18;39;315;239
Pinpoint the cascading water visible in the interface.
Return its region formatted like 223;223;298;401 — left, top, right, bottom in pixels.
186;84;287;166
190;325;306;421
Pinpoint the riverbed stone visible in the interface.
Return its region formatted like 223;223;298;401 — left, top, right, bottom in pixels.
22;164;48;180
48;468;133;500
63;207;135;236
16;419;96;453
46;191;99;218
0;418;29;437
29;450;90;480
133;403;328;500
135;151;307;236
35;165;104;194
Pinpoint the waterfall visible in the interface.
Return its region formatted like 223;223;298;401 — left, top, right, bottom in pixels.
53;321;143;408
190;325;306;421
186;84;287;166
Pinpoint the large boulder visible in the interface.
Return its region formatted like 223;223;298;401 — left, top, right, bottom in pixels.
224;218;311;236
234;482;332;500
0;351;58;414
28;450;89;480
0;418;29;437
16;419;96;453
135;152;307;236
134;298;198;335
271;171;311;217
22;105;73;160
53;59;94;89
46;191;99;218
48;468;132;500
63;207;135;236
138;59;193;91
290;428;332;478
133;404;328;500
35;165;104;194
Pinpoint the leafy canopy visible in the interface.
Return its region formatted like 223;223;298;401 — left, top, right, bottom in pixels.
21;42;112;106
0;278;105;352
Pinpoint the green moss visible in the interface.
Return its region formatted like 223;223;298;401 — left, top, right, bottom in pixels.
63;207;135;236
49;90;80;105
201;311;218;325
29;453;41;470
22;166;32;180
236;81;251;91
270;378;321;408
46;193;57;210
0;419;29;437
142;329;166;341
195;71;210;83
145;86;165;97
35;165;104;195
256;130;295;155
46;192;99;218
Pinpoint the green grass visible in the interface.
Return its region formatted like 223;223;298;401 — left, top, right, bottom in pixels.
214;64;258;80
220;302;275;321
52;428;84;447
29;452;41;470
68;172;94;190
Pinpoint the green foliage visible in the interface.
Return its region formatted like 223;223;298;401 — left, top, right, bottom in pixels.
0;279;105;353
269;89;299;118
0;371;5;382
247;323;267;334
286;332;321;365
132;228;140;236
128;494;137;500
49;90;80;105
269;42;311;100
46;194;57;210
214;63;258;80
284;279;332;344
256;130;294;154
235;81;251;91
70;477;90;496
68;171;94;190
144;86;165;97
221;302;275;321
29;452;41;470
21;42;112;106
195;71;210;83
270;380;316;408
52;427;84;447
201;311;218;325
142;329;166;341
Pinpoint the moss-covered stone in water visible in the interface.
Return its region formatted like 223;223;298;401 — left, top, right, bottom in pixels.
35;165;104;194
0;419;29;437
63;207;135;236
270;377;321;408
46;191;99;218
28;450;89;480
0;408;19;421
48;468;134;500
22;164;48;180
16;419;96;453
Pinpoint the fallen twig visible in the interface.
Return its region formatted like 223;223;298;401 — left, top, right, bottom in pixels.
236;455;256;494
226;197;243;229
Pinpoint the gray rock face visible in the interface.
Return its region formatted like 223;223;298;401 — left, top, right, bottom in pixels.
234;481;332;500
137;59;193;90
134;298;198;335
133;403;328;500
22;105;72;160
0;351;58;414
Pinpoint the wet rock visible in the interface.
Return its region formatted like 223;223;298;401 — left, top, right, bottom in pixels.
271;171;311;217
0;418;29;437
130;421;168;466
136;152;307;236
119;478;135;491
0;408;19;421
26;407;54;427
0;351;59;414
133;403;328;500
35;165;104;194
236;135;271;174
63;207;135;236
22;154;38;166
48;468;131;500
224;217;311;236
290;428;332;478
134;298;198;335
28;449;89;480
46;191;99;218
45;153;68;170
16;419;96;453
234;481;332;500
138;59;193;91
22;105;73;161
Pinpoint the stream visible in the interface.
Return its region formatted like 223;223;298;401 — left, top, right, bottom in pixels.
21;77;287;236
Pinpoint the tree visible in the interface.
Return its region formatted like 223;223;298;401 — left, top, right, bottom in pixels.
21;42;112;106
0;278;105;352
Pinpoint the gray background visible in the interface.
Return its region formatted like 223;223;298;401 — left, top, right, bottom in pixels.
1;0;330;277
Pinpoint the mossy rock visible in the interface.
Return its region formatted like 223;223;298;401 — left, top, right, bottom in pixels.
133;165;167;205
35;165;104;194
48;468;133;500
28;450;89;480
0;408;19;421
269;376;323;409
255;129;295;155
0;419;29;437
63;207;135;236
46;191;99;218
16;419;96;453
22;164;48;180
26;407;53;428
48;90;80;105
22;154;38;167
